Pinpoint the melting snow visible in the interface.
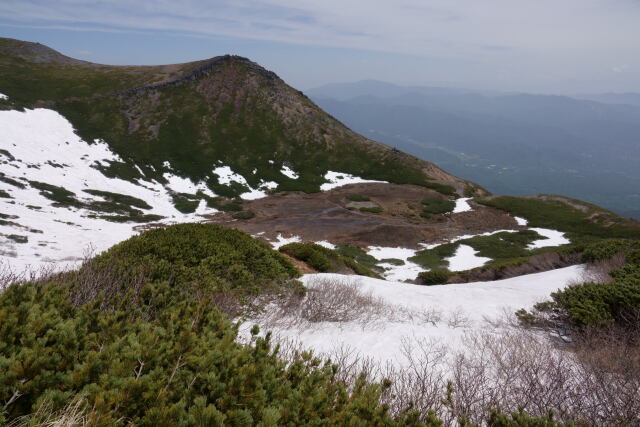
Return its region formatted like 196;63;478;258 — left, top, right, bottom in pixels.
213;165;278;200
241;265;585;367
515;216;528;226
163;169;216;197
367;246;424;281
269;234;301;249
280;165;299;179
528;227;570;249
213;166;247;186
320;171;387;191
445;244;491;271
452;197;473;213
0;93;7;100
0;108;216;271
315;240;336;249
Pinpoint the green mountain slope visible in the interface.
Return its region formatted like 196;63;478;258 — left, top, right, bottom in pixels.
0;38;470;198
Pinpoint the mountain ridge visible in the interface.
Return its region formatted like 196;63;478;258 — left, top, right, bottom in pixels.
0;38;469;199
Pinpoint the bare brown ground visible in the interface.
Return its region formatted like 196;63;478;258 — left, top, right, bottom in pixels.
205;183;519;249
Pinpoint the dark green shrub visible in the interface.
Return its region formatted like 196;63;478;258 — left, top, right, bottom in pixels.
86;223;300;301
477;196;640;241
280;242;332;272
171;193;200;213
84;189;152;210
232;210;256;220
418;269;453;285
423;181;457;197
218;199;243;211
462;230;544;259
536;263;640;327
0;281;412;425
335;245;380;270
488;409;564;426
281;242;381;278
28;180;82;207
581;239;640;263
409;243;458;270
421;197;455;214
347;194;370;202
359;206;383;214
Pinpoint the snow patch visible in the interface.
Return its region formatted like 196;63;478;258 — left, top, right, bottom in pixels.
367;246;423;281
445;244;491;271
269;234;301;249
452;197;473;213
213;166;277;200
0;108;214;271
213;166;248;186
0;93;8;100
320;171;387;191
163;171;216;197
515;216;528;226
315;240;336;249
280;165;299;179
528;228;570;249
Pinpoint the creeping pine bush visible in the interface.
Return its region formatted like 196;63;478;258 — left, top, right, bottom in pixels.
86;223;301;300
533;239;640;328
418;269;453;285
280;242;381;278
0;223;431;425
420;197;455;215
0;281;426;425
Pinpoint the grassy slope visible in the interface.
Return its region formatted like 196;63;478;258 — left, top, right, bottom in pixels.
478;195;640;241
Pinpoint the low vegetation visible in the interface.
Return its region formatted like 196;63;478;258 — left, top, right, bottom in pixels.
359;206;383;214
409;243;458;270
232;210;256;220
521;239;640;328
420;197;455;215
335;244;381;270
346;194;370;202
418;269;453;285
411;230;571;280
279;242;381;278
478;195;640;241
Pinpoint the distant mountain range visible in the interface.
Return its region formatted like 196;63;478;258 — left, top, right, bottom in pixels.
308;81;640;219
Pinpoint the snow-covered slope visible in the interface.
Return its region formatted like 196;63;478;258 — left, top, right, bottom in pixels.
242;265;584;367
0;109;216;270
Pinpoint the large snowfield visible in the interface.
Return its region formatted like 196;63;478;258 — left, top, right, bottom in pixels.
242;266;584;368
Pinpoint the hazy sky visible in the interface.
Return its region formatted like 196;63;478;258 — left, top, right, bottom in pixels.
1;0;639;93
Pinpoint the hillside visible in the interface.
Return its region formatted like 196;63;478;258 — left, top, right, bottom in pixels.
1;38;640;282
0;38;467;198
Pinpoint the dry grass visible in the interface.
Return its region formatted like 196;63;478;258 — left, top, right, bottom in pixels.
267;329;640;425
573;252;626;285
252;274;640;426
256;277;454;329
6;396;90;427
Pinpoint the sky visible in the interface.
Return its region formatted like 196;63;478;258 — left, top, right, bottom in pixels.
1;0;639;94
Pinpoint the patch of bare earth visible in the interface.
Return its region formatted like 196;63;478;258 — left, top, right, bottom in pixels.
206;183;518;248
